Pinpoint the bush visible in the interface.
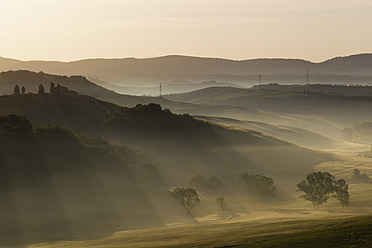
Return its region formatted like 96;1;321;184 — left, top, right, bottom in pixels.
0;114;33;136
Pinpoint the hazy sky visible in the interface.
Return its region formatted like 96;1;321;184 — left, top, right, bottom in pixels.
1;0;371;62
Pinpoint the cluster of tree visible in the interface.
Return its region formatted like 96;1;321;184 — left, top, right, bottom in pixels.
0;114;145;189
170;187;229;220
297;171;349;210
104;103;212;131
239;172;276;200
188;174;223;193
341;122;372;143
13;85;27;95
352;169;372;184
12;83;77;96
171;172;276;219
0;114;33;136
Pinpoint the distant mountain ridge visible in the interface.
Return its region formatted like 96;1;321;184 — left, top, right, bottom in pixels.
1;54;372;86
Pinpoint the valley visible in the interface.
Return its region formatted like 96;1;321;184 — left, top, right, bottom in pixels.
0;70;371;247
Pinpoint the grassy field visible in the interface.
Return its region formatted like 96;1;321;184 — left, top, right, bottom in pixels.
27;141;372;248
29;214;372;248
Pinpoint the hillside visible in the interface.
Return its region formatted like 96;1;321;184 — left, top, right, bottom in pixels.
0;115;168;247
195;115;334;149
166;86;372;128
30;215;372;248
0;94;331;187
1;54;372;87
0;103;333;247
1;70;339;134
252;83;372;96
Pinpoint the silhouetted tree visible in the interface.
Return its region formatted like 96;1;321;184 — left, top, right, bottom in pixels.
170;187;200;217
216;196;225;217
21;86;26;94
50;82;56;93
333;179;350;209
13;85;20;95
38;84;45;95
297;171;335;210
239;172;276;199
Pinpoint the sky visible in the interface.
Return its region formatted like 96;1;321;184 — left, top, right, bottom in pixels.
0;0;372;62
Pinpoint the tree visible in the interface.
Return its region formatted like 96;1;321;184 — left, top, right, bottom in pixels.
297;171;335;210
21;86;26;94
216;196;225;217
333;179;350;209
189;174;223;193
0;114;33;135
170;187;200;217
56;84;61;95
38;84;45;95
13;85;20;95
239;172;276;199
353;168;361;179
50;82;56;93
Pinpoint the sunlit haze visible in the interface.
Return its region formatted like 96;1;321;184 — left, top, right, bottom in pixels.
1;0;372;62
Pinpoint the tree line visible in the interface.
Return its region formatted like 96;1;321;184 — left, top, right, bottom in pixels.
170;170;351;219
12;83;75;96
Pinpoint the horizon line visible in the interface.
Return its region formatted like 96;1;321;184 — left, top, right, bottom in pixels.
1;52;372;64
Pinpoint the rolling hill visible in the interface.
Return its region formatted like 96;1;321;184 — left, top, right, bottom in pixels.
1;54;372;88
30;214;372;248
165;86;372;129
0;99;333;247
0;115;167;247
0;70;342;139
195;115;334;149
0;93;331;187
251;83;372;96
